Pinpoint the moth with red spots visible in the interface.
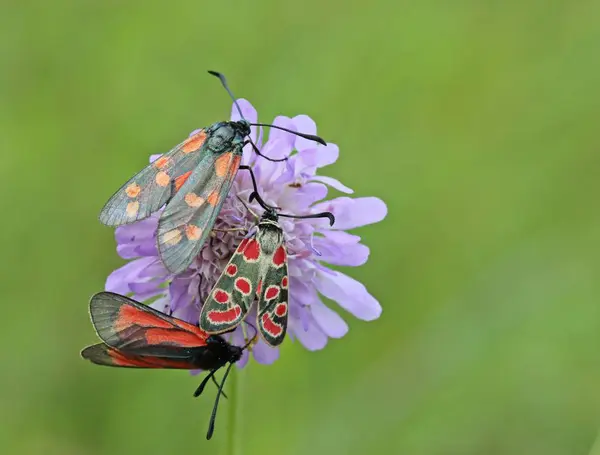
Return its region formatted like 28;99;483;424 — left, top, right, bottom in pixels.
81;291;253;440
200;195;334;346
99;71;327;273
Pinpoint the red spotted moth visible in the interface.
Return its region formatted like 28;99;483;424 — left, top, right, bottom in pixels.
99;71;326;274
81;291;254;440
200;193;334;346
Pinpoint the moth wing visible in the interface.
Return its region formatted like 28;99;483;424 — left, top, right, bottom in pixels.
81;343;202;369
157;148;242;273
200;236;262;334
99;129;208;226
89;292;208;354
256;241;288;346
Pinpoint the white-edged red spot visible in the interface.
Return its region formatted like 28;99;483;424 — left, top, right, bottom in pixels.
242;239;260;262
161;229;182;246
212;289;230;304
225;264;238;277
261;313;283;337
281;276;288;289
275;302;287;317
185;224;202;241
126;201;139;217
184;192;204;207
125;183;141;198
155;171;170;187
207;306;241;325
234;277;252;295
265;285;280;301
272;246;286;267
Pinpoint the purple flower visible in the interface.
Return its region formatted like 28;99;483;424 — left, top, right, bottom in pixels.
105;99;387;366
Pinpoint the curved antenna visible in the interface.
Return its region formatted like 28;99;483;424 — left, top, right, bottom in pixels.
208;70;245;120
251;123;327;146
193;369;217;398
248;190;335;227
208;71;328;160
206;361;234;440
243;321;258;349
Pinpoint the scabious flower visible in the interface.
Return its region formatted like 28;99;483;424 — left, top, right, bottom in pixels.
105;99;387;367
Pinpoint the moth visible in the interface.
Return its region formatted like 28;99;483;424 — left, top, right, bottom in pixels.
200;193;334;346
81;291;253;440
99;71;326;273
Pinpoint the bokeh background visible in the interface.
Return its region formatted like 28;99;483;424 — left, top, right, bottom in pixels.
2;1;600;454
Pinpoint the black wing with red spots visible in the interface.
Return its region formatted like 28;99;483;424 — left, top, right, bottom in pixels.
200;215;289;346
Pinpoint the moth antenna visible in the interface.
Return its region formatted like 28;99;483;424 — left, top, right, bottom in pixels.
208;70;245;121
278;211;335;227
236;195;259;221
194;369;217;397
250;123;327;146
206;361;235;440
211;375;228;400
245;139;288;162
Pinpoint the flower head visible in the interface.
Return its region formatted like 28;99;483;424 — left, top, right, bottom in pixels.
106;99;387;366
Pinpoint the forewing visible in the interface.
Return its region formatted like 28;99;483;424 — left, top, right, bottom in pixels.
200;237;262;334
89;292;208;354
256;238;288;346
157;148;242;273
81;343;202;369
99;129;208;226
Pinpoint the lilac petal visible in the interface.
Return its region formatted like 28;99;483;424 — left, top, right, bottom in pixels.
149;154;162;163
296;143;339;172
129;281;164;295
280;182;328;209
105;257;157;294
289;316;328;351
314;268;382;321
312;237;370;267
188;128;202;137
310;298;349;338
114;217;158;244
292;115;317;152
313;197;387;230
116;242;158;259
171;302;199;324
252;339;280;364
169;278;194;311
309;175;353;194
264;116;296;150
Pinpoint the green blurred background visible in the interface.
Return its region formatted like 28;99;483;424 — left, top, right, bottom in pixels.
2;1;600;454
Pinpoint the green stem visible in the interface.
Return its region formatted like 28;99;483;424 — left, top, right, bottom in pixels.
226;367;243;455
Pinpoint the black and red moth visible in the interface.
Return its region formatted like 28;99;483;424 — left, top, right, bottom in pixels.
200;200;334;346
99;71;326;274
81;291;249;440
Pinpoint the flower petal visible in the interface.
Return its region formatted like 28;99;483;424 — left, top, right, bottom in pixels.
289;316;328;351
309;175;353;194
314;268;382;321
313;197;387;230
310;298;349;338
296;143;339;172
312;237;370;267
292;115;317;152
252;339;280;364
105;257;157;294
